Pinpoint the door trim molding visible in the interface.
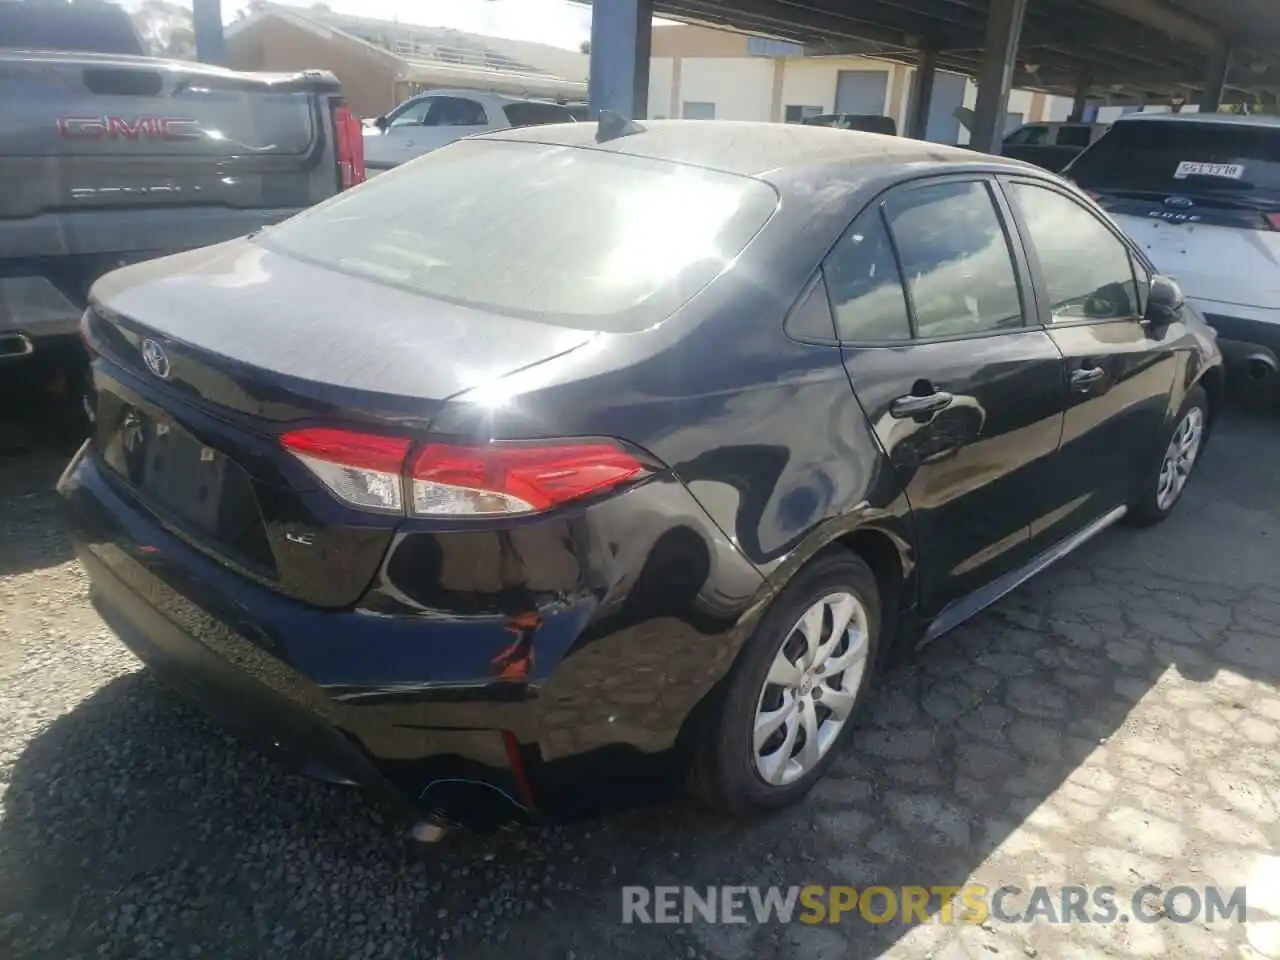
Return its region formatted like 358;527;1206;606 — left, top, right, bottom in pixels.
921;503;1128;645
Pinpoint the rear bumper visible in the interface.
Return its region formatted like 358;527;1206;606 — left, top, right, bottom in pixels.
58;445;543;828
58;441;764;827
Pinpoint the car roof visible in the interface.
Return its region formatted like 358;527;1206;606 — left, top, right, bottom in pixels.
481;119;1023;181
407;88;557;105
1114;111;1280;129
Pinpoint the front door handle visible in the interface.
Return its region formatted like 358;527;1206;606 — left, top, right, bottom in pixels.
890;391;954;419
1070;366;1105;390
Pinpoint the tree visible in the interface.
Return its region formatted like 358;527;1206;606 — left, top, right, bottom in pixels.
130;0;195;60
579;40;590;54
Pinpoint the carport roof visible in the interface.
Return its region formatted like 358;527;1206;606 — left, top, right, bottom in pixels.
645;0;1280;104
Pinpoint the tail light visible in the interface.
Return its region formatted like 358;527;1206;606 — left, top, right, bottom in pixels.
281;428;410;514
1264;212;1280;231
331;103;366;190
408;441;648;516
280;429;649;518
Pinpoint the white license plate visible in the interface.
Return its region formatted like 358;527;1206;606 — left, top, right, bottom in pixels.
1173;160;1244;180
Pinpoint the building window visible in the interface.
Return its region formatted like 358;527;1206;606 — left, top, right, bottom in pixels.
682;101;716;120
748;37;806;57
785;104;823;123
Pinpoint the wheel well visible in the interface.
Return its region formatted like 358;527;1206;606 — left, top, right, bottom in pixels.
837;527;906;661
1200;366;1224;428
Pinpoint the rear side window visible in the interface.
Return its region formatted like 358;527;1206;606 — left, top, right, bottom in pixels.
822;213;911;342
1006;182;1141;322
261;139;777;332
883;181;1024;338
503;102;575;127
1071;120;1280;196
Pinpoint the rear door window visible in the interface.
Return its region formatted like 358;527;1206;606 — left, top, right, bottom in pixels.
1070;120;1280;198
883;180;1025;338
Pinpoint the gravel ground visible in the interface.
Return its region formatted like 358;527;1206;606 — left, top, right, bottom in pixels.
2;403;1280;960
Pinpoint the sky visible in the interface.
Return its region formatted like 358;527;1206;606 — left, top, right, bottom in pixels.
117;0;597;50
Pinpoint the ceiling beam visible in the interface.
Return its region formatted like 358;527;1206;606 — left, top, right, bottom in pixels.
1083;0;1224;51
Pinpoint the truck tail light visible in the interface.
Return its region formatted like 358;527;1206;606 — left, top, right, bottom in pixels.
331;103;366;190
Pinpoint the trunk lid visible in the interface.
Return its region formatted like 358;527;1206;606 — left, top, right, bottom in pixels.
88;236;596;423
84;238;594;609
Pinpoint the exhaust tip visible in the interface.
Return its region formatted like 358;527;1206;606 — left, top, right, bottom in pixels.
410;821;448;844
0;333;33;359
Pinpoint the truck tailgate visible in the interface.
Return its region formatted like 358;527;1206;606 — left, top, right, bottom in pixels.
0;52;340;227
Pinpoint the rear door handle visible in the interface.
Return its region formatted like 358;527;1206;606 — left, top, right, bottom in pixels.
1070;366;1105;390
890;391;954;419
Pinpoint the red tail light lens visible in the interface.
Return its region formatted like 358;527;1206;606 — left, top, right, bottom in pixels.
1264;212;1280;231
331;104;366;190
282;427;410;513
408;440;648;517
281;430;648;517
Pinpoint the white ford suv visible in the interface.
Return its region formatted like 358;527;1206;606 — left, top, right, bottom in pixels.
362;89;578;172
1067;112;1280;393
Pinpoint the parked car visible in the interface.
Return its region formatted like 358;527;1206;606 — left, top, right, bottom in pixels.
0;0;364;435
362;88;578;170
59;121;1221;832
1000;120;1108;171
1065;112;1280;394
802;113;897;135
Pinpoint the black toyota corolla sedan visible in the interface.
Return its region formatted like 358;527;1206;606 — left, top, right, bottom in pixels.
59;120;1222;831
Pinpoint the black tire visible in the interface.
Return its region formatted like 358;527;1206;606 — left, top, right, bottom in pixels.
691;548;881;817
1128;384;1209;527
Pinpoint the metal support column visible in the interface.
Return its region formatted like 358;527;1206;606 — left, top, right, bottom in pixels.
192;0;225;65
906;43;939;140
969;0;1029;153
587;0;653;120
1068;72;1091;122
1199;45;1231;113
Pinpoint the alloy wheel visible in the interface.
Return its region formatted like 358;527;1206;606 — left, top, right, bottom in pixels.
751;591;870;786
1155;406;1204;512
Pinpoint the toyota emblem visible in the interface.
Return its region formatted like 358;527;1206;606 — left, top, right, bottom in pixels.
1164;196;1195;209
140;338;170;379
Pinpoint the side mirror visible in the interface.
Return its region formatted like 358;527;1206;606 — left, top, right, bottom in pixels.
374;115;388;131
1144;275;1184;326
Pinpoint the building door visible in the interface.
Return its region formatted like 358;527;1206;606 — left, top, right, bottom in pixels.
835;70;889;115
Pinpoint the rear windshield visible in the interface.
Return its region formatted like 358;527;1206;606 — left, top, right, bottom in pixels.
1070;120;1280;196
261;139;778;332
0;1;145;55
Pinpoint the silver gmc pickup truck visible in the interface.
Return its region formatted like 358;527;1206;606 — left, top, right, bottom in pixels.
0;0;364;443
